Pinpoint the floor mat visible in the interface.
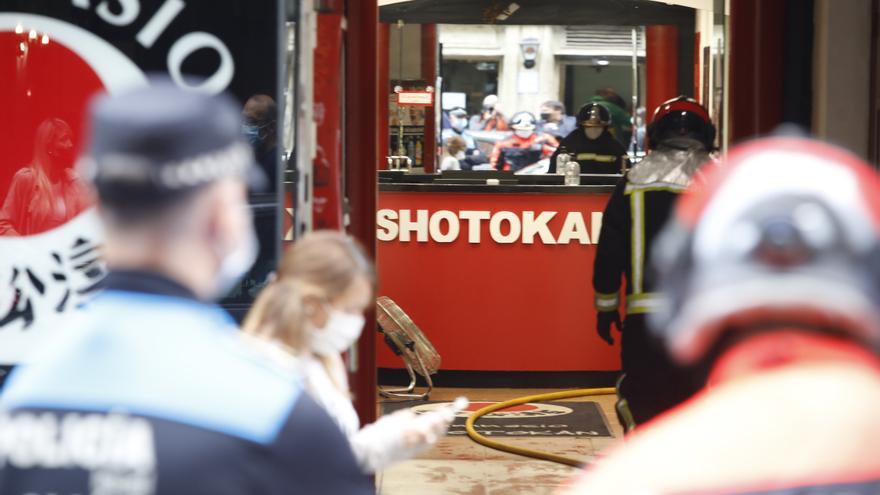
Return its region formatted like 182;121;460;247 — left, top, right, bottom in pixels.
381;400;611;437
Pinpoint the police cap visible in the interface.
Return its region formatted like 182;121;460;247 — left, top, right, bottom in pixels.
84;82;266;206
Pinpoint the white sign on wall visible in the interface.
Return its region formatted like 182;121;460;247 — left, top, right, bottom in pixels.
517;71;539;95
0;211;105;364
397;91;434;106
442;92;467;111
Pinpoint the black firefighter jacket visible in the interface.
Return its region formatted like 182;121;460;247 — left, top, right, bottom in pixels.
548;128;628;174
592;145;712;318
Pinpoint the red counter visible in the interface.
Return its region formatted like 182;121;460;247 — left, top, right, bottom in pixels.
376;182;621;372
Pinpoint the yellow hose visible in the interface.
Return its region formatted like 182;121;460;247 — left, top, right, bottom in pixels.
464;388;617;468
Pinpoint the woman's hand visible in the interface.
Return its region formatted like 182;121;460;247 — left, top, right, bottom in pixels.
351;398;467;472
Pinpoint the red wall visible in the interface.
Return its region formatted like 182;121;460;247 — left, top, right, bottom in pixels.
376;191;622;372
646;25;680;120
729;0;785;141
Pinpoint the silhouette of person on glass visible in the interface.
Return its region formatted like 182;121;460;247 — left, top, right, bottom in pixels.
0;118;92;236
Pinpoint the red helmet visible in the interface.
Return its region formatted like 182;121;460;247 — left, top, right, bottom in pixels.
650;137;880;364
647;95;715;150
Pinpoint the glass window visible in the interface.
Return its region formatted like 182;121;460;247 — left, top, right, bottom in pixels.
0;1;285;359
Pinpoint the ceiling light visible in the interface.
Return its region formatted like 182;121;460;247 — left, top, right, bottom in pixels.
496;3;520;21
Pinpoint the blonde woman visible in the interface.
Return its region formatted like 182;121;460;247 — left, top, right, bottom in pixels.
243;231;458;473
0;118;92;236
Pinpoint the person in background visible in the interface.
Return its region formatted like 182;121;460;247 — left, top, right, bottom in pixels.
440;135;466;171
548;102;627;174
630;106;647;153
0;84;373;494
490;112;558;172
240;95;282;297
538;100;577;140
0;118;93;236
469;94;509;131
442;107;478;154
565;136;880;494
243;231;456;474
592;96;715;429
444;107;490;168
241;94;278;181
593;88;633;148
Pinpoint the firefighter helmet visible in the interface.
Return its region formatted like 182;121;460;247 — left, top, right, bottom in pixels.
509;111;538;131
577;102;612;128
650;137;880;364
647;95;715;150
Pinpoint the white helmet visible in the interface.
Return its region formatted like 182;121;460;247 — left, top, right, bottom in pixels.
508;111;537;132
651;137;880;364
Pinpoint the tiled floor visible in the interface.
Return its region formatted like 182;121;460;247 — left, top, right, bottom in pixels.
376;388;624;494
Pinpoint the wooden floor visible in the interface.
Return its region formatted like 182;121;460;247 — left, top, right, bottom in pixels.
376;387;624;495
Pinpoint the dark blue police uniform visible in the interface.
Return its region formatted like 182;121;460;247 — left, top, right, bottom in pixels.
0;271;373;494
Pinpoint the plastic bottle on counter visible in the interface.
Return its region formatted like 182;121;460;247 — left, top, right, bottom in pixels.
556;146;569;176
564;157;581;186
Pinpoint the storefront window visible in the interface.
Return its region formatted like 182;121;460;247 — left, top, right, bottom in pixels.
0;1;286;364
382;0;728;172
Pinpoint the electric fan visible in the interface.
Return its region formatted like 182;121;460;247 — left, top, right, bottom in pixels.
376;296;441;400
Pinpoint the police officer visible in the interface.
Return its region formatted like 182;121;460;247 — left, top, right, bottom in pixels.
441;107;477;151
566;136;880;494
490;111;558;172
592;96;715;428
0;84;373;494
548;102;628;174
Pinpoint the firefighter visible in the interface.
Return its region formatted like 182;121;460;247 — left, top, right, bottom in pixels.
548;102;628;174
565;136;880;494
0;84;372;494
592;96;715;428
490;111;558;172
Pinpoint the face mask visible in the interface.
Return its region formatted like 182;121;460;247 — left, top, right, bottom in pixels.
584;127;604;140
455;151;465;160
451;119;467;132
514;129;533;139
242;123;263;148
312;309;366;356
211;214;258;300
47;145;75;171
539;112;552;121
